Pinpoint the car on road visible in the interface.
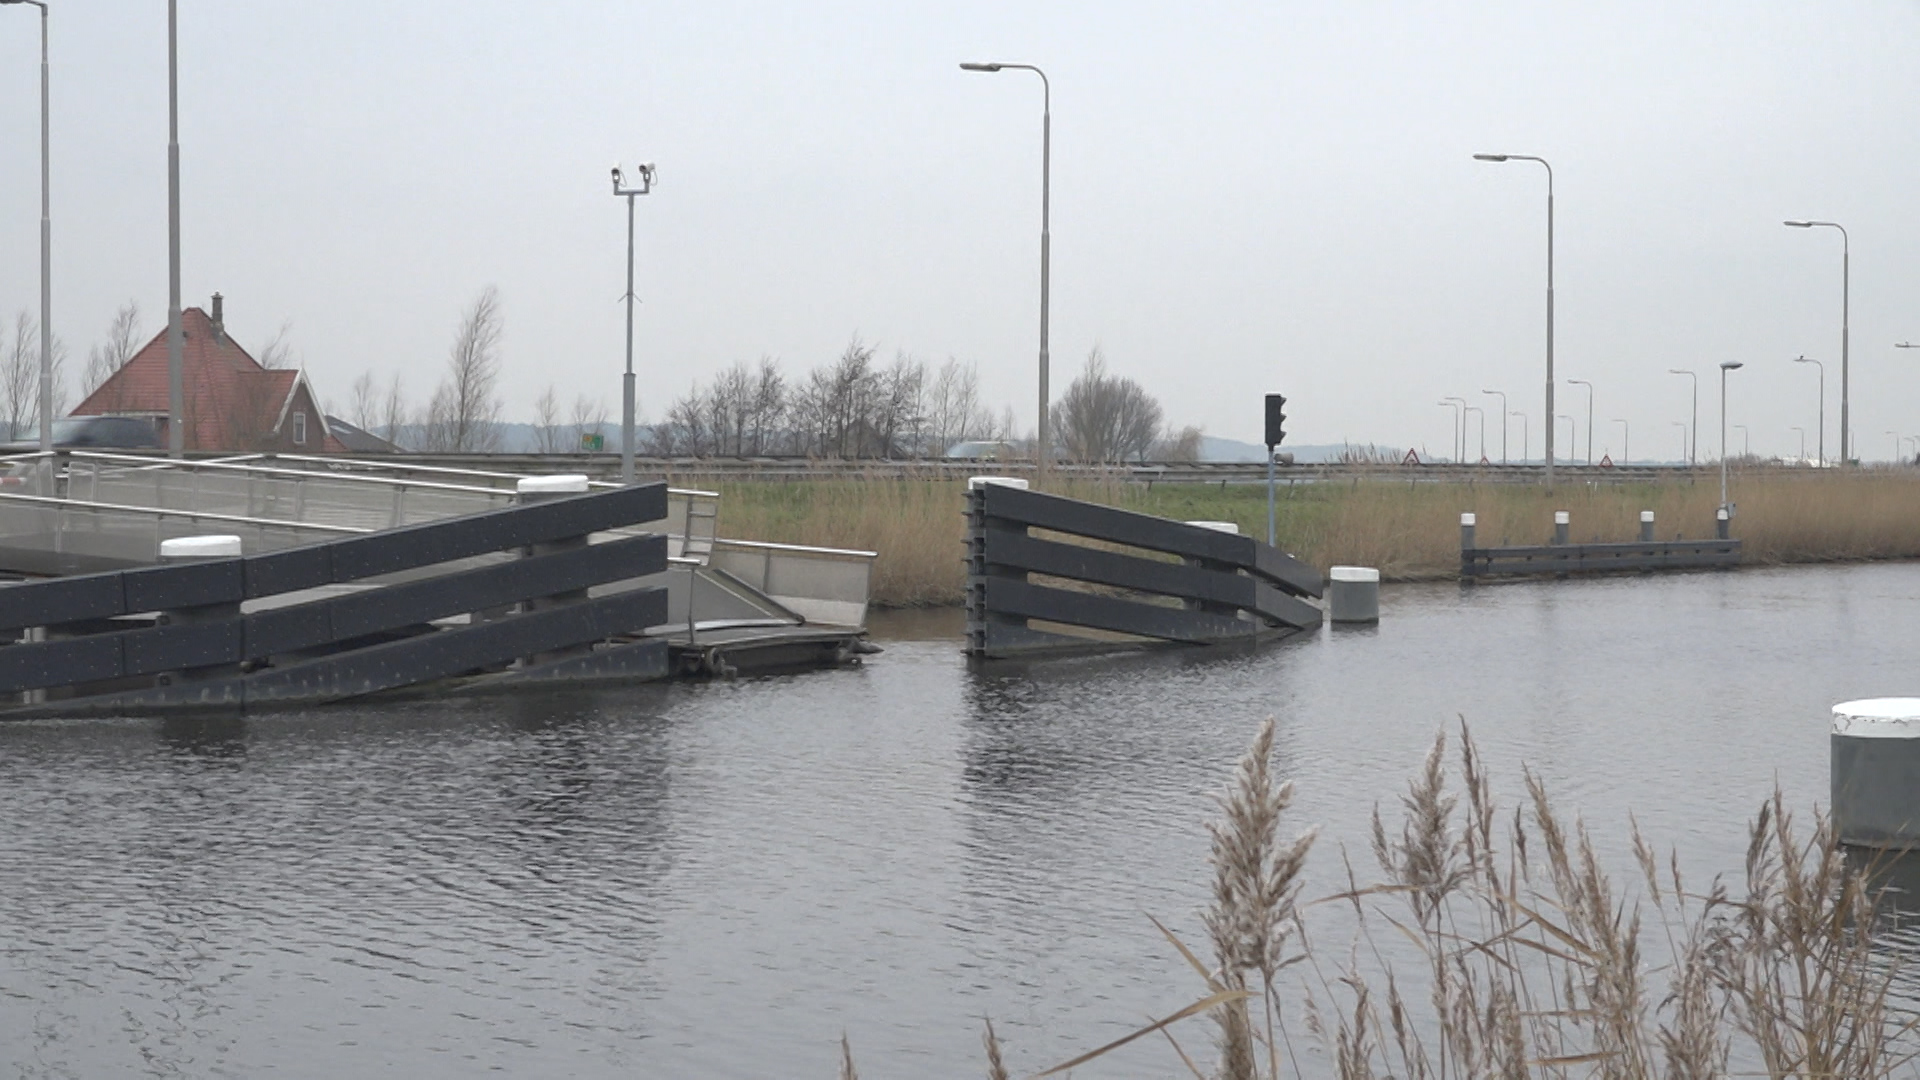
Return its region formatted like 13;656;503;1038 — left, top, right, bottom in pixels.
0;415;162;453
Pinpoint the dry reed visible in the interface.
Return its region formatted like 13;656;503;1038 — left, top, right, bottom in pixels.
837;718;1918;1078
716;469;1920;606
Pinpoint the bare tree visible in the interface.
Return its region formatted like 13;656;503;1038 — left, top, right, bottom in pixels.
1156;424;1206;462
84;300;142;398
257;320;296;369
926;356;993;456
1050;347;1164;463
348;371;379;430
748;356;786;455
533;384;563;453
379;373;409;448
570;393;609;452
2;311;35;440
423;286;504;452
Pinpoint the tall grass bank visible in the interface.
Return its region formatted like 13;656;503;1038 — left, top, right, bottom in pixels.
708;470;1920;607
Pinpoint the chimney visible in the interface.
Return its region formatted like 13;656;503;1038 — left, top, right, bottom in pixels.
210;293;225;343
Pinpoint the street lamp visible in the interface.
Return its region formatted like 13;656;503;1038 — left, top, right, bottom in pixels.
1784;220;1849;464
1463;405;1486;463
1719;361;1743;510
1791;355;1824;468
1792;426;1806;462
1480;389;1508;464
1474;152;1554;487
1;0;50;450
962;61;1051;477
1613;419;1629;465
1438;399;1462;462
164;0;183;454
1443;396;1467;461
1567;378;1594;464
1668;369;1697;466
1672;421;1688;464
1557;413;1576;467
1734;423;1749;458
1511;410;1528;463
611;162;656;485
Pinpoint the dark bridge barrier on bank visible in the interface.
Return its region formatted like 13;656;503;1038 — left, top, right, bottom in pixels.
1459;509;1741;579
964;482;1323;659
0;483;671;718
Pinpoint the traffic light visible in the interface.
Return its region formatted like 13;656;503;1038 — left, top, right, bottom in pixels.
1264;394;1288;448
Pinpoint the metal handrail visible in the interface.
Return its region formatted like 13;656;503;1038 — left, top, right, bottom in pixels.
711;537;877;559
56;451;514;498
0;490;368;533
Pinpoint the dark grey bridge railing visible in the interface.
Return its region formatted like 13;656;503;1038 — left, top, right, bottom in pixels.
1;482;671;718
964;483;1323;659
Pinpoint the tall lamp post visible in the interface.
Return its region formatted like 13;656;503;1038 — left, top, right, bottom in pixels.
1672;421;1688;464
1481;389;1508;464
1;0;50;450
1668;369;1697;467
1613;419;1629;465
961;61;1050;477
1792;426;1806;463
1474;152;1554;487
1438;400;1462;462
1719;361;1744;510
164;0;183;455
1512;410;1528;464
1463;405;1486;463
1734;423;1749;458
1793;355;1824;468
1784;220;1848;464
1567;378;1593;464
1443;396;1468;461
611;163;655;485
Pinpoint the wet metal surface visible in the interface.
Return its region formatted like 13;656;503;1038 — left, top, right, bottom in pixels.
4;563;1919;1076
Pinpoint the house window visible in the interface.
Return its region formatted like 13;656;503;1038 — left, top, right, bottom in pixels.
293;411;307;446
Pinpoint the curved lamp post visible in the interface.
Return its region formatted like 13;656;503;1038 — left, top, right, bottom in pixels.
1792;355;1824;468
1613;418;1629;465
1668;369;1697;467
1672;421;1688;464
1481;389;1508;464
1567;377;1593;464
1;0;50;449
1475;152;1554;486
1784;220;1849;464
1438;399;1462;462
1463;405;1485;463
1719;361;1744;510
962;61;1050;476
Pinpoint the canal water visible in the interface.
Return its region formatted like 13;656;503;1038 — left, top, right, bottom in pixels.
3;562;1918;1077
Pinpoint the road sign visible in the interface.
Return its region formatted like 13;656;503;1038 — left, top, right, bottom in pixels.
1599;454;1614;468
1403;448;1421;466
580;432;605;452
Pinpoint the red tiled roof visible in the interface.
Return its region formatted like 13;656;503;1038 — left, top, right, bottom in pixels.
71;307;345;452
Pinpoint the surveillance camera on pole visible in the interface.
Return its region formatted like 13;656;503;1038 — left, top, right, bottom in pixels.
612;161;657;484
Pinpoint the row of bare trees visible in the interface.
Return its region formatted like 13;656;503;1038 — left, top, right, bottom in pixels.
649;338;1012;458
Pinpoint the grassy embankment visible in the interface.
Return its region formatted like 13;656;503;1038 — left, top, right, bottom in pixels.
707;469;1920;607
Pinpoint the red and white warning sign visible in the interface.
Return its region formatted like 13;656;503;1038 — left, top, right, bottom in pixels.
1403;448;1421;466
1599;454;1614;468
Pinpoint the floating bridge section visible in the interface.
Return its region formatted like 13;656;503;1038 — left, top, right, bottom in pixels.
0;483;672;717
964;483;1323;659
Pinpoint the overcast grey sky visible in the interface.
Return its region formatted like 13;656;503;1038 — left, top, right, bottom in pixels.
1;1;1915;459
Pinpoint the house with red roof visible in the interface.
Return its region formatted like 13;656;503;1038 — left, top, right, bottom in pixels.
70;294;347;453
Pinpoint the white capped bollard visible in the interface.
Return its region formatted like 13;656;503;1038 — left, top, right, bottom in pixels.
1831;698;1920;849
1460;512;1476;550
1327;566;1380;623
1184;521;1239;534
968;476;1029;490
1553;510;1571;546
1639;510;1655;542
159;535;243;560
516;474;590;498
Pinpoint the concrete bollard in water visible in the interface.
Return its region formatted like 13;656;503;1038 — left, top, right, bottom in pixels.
1553;510;1570;546
1460;512;1476;551
1327;566;1380;623
158;535;245;683
1639;510;1655;542
1831;698;1920;849
1716;507;1730;540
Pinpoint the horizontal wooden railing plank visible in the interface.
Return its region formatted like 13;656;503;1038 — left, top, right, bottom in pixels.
981;578;1261;645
